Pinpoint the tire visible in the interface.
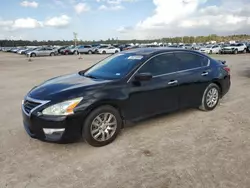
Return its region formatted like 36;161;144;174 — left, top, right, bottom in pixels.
243;49;247;53
88;50;92;54
210;50;213;54
115;50;118;53
102;51;106;54
234;49;238;54
199;83;220;111
65;51;69;55
74;51;79;55
50;52;55;56
31;53;36;57
83;105;122;147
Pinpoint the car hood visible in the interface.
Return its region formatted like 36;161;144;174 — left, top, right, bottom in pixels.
27;73;112;101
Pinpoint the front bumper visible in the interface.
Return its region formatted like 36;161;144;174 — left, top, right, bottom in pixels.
221;49;234;53
22;110;83;143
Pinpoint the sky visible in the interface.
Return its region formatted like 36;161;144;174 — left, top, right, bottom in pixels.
0;0;250;41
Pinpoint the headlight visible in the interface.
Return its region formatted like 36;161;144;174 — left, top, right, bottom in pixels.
42;97;83;116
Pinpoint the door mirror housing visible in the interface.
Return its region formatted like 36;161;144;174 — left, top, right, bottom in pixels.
134;73;152;81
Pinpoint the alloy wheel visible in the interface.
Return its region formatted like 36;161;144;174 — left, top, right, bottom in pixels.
206;88;219;108
90;113;117;142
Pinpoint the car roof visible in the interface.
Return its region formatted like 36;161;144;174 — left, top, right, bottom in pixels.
120;47;198;56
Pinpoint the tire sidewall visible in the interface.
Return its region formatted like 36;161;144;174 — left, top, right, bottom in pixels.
83;105;122;147
200;83;220;111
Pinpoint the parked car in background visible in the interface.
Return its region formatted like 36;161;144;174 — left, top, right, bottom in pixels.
183;44;194;50
92;45;110;54
97;46;120;54
11;48;20;53
221;43;247;54
120;44;133;51
246;43;250;52
77;45;95;54
199;45;221;54
17;48;28;54
21;48;231;147
24;48;38;55
27;47;58;57
60;46;77;55
56;46;68;54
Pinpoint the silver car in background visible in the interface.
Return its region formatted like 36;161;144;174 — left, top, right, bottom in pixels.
77;45;95;54
26;47;58;57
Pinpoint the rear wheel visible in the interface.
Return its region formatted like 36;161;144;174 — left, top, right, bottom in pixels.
234;49;238;54
50;52;55;56
31;53;36;57
243;49;247;53
102;51;106;54
115;50;119;53
74;51;79;55
199;83;220;111
88;50;92;54
82;105;122;147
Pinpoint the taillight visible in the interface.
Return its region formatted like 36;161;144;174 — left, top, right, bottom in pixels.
223;66;230;75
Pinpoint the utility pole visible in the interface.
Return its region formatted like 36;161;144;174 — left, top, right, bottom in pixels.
73;32;78;46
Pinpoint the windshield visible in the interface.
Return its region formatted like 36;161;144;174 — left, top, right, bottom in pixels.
206;45;213;48
83;53;145;80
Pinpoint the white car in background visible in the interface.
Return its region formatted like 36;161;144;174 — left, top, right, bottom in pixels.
97;46;120;54
199;45;221;54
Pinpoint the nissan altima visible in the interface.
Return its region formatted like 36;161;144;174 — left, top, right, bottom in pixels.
22;48;231;147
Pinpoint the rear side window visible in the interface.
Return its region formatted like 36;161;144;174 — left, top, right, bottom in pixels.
175;52;209;71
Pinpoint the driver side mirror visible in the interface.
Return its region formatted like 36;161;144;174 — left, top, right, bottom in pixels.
134;73;152;81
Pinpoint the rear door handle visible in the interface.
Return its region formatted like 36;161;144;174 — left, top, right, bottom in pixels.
168;80;178;85
201;72;208;76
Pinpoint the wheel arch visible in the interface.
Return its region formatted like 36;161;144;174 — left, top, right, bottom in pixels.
81;100;125;128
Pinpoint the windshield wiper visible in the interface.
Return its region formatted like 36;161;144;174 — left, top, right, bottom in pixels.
84;74;98;79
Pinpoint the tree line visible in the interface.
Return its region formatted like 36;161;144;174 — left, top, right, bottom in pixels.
1;34;250;47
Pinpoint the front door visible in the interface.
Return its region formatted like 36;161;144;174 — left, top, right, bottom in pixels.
124;52;180;120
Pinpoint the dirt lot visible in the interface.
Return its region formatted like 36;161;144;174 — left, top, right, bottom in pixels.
0;52;250;188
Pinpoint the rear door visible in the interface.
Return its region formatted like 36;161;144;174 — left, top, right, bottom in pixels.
174;51;212;108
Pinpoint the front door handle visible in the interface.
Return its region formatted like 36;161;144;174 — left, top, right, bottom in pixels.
168;80;178;85
201;72;208;76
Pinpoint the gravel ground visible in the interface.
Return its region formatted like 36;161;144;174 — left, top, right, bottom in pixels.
0;52;250;188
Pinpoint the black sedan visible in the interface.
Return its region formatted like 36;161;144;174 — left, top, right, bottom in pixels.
22;48;231;147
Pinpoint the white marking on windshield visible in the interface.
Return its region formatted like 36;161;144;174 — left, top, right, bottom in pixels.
128;55;143;60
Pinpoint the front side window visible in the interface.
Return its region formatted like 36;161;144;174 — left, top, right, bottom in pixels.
138;53;178;76
175;52;208;71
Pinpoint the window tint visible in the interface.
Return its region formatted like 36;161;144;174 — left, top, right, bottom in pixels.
175;52;208;71
138;53;178;76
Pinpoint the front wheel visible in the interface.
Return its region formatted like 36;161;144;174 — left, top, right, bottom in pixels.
88;50;92;54
50;52;55;56
115;50;119;53
31;53;36;57
82;105;122;147
234;49;238;54
199;83;220;111
243;49;247;53
102;51;106;54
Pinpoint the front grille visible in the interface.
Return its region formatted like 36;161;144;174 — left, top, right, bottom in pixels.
23;100;41;114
